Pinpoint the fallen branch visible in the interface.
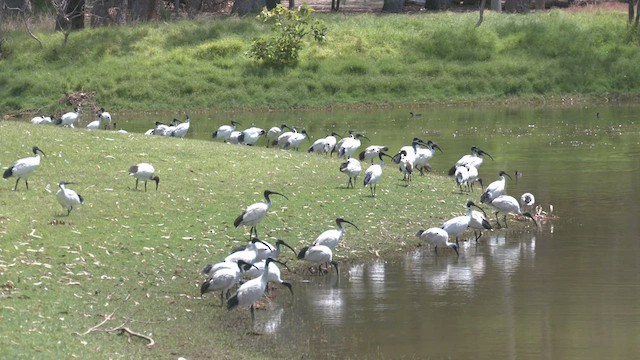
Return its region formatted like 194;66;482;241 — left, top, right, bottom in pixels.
74;311;116;336
109;326;156;348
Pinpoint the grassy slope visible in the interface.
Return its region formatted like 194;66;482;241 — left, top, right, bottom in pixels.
0;122;467;358
1;8;639;114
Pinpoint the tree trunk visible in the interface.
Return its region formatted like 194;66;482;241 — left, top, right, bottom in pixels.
128;0;158;21
382;0;403;13
490;0;501;11
231;0;265;15
424;0;450;11
90;0;128;26
535;0;544;10
476;0;486;27
55;0;85;31
504;0;529;13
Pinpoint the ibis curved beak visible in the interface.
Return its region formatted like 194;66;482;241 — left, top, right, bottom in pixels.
480;150;494;160
265;190;289;201
276;239;297;255
337;218;359;231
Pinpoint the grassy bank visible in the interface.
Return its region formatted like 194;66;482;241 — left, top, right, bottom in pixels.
1;8;639;114
0;122;475;358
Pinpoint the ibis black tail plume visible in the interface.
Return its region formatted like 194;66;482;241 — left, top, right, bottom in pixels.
3;167;12;179
297;246;309;260
226;294;239;310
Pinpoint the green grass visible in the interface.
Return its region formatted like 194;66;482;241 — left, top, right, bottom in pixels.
0;122;470;358
2;9;640;114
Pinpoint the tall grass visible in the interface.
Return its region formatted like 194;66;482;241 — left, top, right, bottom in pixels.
1;9;638;114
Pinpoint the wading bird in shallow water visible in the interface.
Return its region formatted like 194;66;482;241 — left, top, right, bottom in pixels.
441;201;487;244
363;152;393;197
56;181;84;216
227;258;291;322
488;195;538;228
339;158;362;189
128;163;160;192
234;190;288;240
415;227;459;256
3;146;46;191
297;244;340;276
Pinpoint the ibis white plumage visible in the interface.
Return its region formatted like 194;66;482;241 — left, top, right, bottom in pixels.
244;259;294;296
56;181;84;216
339;158;362;189
468;206;492;242
358;145;389;164
396;150;413;183
283;129;309;150
169;115;190;138
414;140;442;175
212;121;240;142
297;244;339;276
55;107;80;128
234;190;288;239
441;200;486;244
489;195;538;228
240;127;266;146
266;124;289;147
480;170;512;204
128;163;160;191
448;146;494;176
224;238;272;264
312;218;359;251
338;133;369;159
520;192;536;211
227;257;290;321
363;152;393;197
201;260;255;307
415;227;459;256
3;146;46;191
96;107;112;129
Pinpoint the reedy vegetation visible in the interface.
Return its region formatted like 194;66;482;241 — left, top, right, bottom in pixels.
1;8;640;114
0;122;465;358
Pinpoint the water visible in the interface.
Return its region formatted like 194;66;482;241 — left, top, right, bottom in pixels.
116;104;640;358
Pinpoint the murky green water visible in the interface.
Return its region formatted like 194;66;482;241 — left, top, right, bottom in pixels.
110;104;640;358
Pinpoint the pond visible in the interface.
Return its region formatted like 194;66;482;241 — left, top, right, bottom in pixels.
115;104;640;358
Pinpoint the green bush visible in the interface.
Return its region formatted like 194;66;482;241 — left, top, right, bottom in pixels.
248;4;327;68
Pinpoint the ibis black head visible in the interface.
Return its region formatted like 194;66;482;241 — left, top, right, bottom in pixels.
155;121;166;126
275;239;297;255
32;146;46;156
152;176;160;190
330;132;342;138
424;140;443;153
264;257;289;270
467;200;487;216
58;181;75;187
355;133;370;141
415;229;425;238
264;190;288;201
236;259;255;272
281;281;294;296
297;246;310;260
522;212;538;228
378;151;393;161
200;278;212;295
499;170;513;180
231;120;240;127
336;218;359;231
450;243;460;256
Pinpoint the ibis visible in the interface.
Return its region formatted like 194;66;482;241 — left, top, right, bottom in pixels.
358;145;389;164
468;205;492;242
96;107;112;129
266;124;289;147
414;140;442;175
233;190;288;239
297;244;339;276
201;260;255;307
480;170;512;204
415;227;459;256
3;146;45;191
489;195;538;228
56;181;84;216
520;192;536;211
448;146;493;176
128;163;160;191
169;115;190;138
283;129;309;150
244;259;294;296
441;200;485;244
227;257;290;321
55;107;80;128
339;158;362;189
363;152;393;197
240;127;266;146
225;237;273;264
338;133;369;159
396;150;413;183
312;218;359;250
212;121;240;142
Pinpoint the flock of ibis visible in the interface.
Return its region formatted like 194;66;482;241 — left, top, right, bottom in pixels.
11;111;545;324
